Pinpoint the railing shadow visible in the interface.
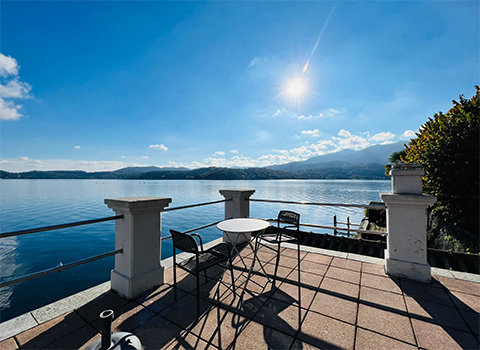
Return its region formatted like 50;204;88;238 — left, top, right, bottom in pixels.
394;277;479;349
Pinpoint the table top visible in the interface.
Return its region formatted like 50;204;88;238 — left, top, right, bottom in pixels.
217;218;269;233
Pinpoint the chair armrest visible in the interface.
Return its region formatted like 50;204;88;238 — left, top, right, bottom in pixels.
191;233;204;252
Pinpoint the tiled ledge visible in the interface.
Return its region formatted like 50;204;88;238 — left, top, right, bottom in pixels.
1;238;478;343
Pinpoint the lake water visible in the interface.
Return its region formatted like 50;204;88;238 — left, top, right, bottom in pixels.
0;179;390;321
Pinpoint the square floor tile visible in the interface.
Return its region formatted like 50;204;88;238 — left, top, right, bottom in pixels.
309;293;358;325
357;304;415;345
299;311;355;350
400;279;454;307
331;257;362;271
326;266;361;284
361;262;385;276
320;277;359;299
411;318;479;350
355;327;417;350
132;315;184;350
303;253;333;266
360;286;407;314
361;273;402;294
232;320;295;350
253;298;302;336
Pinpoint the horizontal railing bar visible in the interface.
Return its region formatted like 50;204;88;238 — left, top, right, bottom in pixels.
336;221;361;226
0;215;124;239
0;248;123;289
265;219;387;236
162;198;231;213
250;198;385;209
161;220;222;241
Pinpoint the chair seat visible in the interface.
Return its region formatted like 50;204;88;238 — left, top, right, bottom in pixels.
178;250;228;274
261;234;297;243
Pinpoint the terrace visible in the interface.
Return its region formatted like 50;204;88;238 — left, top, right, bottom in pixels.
0;165;479;349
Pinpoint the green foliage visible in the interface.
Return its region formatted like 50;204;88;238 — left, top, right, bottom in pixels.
404;86;479;233
385;150;407;175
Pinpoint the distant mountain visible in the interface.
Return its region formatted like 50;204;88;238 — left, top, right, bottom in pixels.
0;164;389;180
269;142;405;172
113;166;189;174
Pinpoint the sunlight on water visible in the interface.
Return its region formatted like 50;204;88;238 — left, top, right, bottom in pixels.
0;179;390;321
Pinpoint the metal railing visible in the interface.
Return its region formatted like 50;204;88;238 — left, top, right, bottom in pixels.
163;198;231;212
251;198;387;237
0;215;124;288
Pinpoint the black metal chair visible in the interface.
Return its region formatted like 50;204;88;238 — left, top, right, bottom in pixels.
255;210;301;286
170;229;236;318
255;210;302;329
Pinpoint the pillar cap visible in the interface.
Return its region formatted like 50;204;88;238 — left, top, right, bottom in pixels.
219;189;255;197
105;196;172;212
380;193;436;207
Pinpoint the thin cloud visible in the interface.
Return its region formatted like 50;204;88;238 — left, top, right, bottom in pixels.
402;130;416;139
148;144;168;151
301;129;320;137
74;145;81;149
213;151;225;156
370;131;396;142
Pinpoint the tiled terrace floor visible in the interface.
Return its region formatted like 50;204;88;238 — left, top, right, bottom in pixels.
1;243;479;350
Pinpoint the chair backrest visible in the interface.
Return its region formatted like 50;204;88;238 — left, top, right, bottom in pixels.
278;210;300;228
170;229;199;254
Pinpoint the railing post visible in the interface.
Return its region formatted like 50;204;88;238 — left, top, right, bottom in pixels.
219;189;255;219
380;164;436;283
219;189;255;244
105;196;172;299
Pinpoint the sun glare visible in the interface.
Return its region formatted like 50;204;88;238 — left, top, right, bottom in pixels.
286;79;306;98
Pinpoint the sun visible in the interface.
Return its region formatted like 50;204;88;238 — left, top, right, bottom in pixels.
286;79;306;98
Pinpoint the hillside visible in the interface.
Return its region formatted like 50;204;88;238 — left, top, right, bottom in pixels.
270;142;405;172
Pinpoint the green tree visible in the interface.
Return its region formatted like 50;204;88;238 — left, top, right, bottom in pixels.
403;86;479;233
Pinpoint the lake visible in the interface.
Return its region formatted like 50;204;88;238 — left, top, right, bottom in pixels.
0;179;390;321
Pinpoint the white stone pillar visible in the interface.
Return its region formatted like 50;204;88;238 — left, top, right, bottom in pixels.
380;164;436;283
219;189;255;244
219;189;255;219
105;196;172;299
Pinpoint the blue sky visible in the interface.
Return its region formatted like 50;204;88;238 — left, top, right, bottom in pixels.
1;1;478;172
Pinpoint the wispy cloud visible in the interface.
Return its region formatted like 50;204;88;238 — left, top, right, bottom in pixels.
401;130;416;139
301;129;320;137
148;144;168;151
74;145;81;149
247;56;267;68
0;54;32;121
370;131;396;142
213;151;225;156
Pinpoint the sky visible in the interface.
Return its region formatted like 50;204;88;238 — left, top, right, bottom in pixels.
0;1;478;172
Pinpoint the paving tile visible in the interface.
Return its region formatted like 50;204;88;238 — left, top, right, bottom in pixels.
359;286;407;314
331;257;362;271
272;279;317;309
277;254;300;269
459;309;480;336
300;260;330;276
405;296;468;331
0;313;37;342
232;320;295;350
309;293;358;325
163;331;218;350
361;262;386;276
15;311;87;349
355;327;417;350
450;290;480;313
43;324;99;350
132;315;184;350
291;339;322;349
253;298;302;337
411;318;479;350
325;266;361;284
0;337;18;350
262;261;295;281
320;277;360;299
296;270;324;288
136;283;187;314
159;293;215;330
190;307;246;348
357;304;416;345
400;279;454;306
281;247;308;260
219;287;270;320
434;276;480;296
303;252;333;266
361;273;402;294
91;302;156;333
299;311;355;350
74;291;130;324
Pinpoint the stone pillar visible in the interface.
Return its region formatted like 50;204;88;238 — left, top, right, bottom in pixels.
219;189;255;244
380;164;436;283
105;196;172;299
219;189;255;219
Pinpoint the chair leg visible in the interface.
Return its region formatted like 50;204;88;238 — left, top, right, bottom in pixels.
196;270;200;319
273;236;281;288
229;261;236;296
173;256;177;300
